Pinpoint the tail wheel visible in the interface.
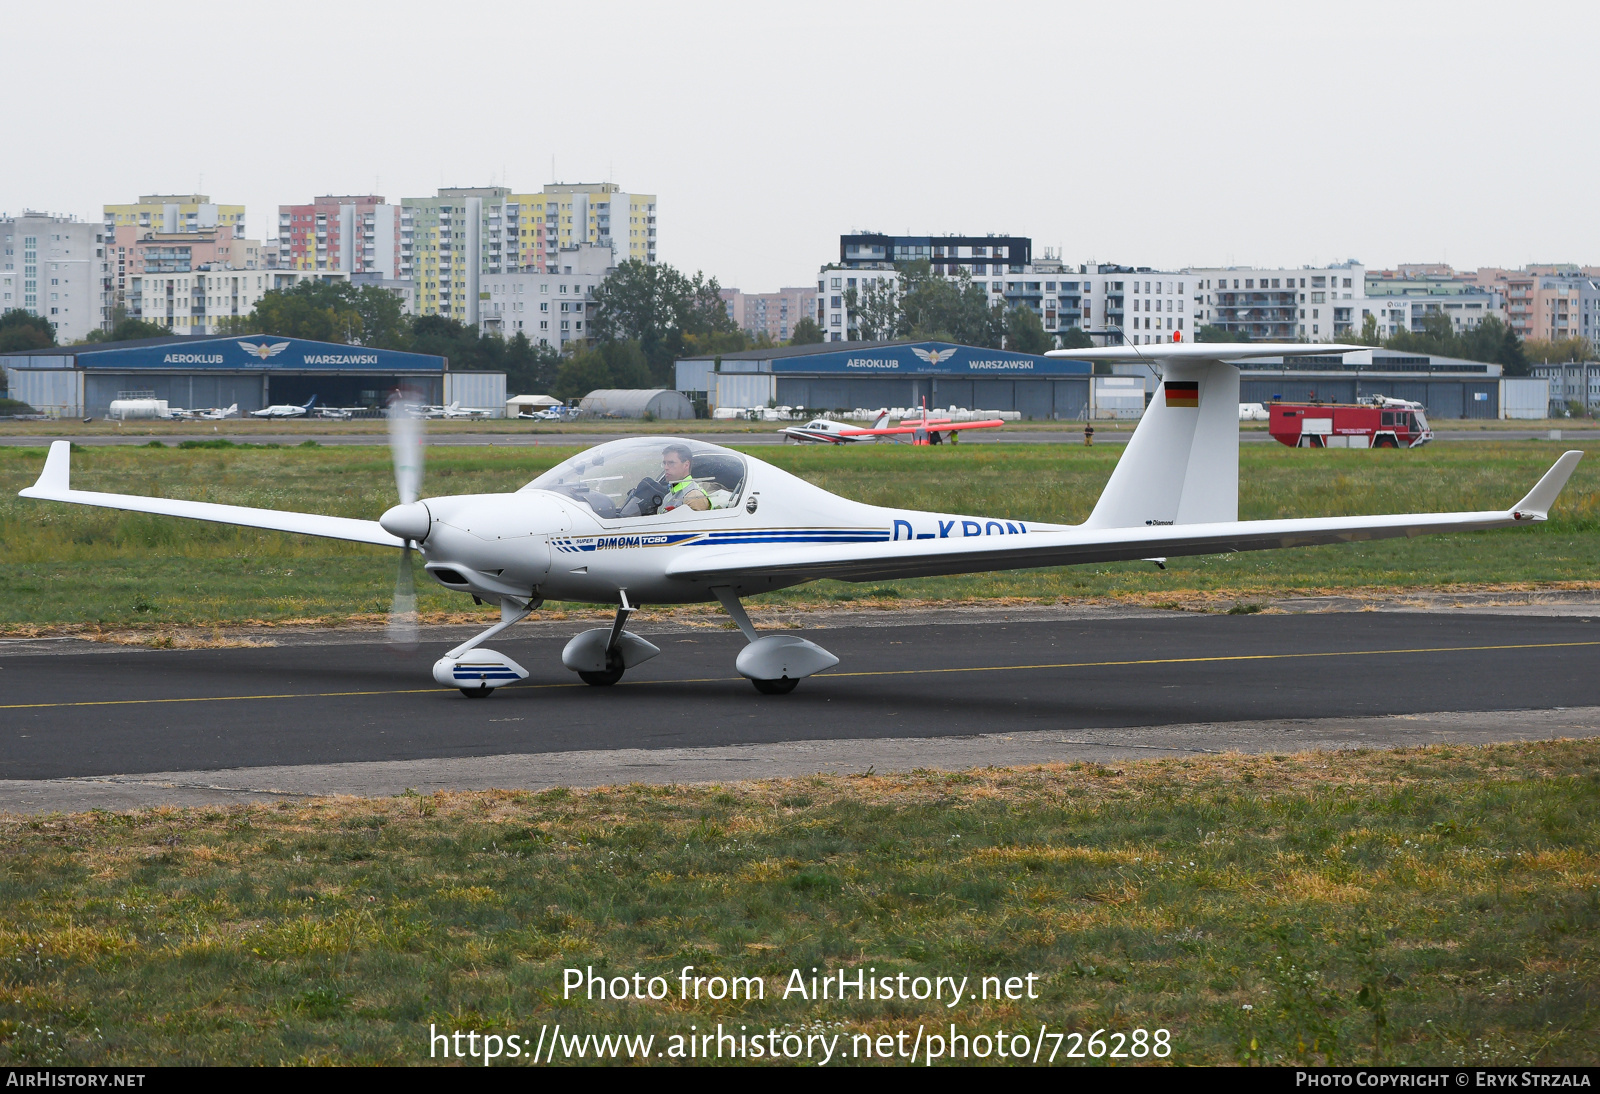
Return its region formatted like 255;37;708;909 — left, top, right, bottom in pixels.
751;677;799;695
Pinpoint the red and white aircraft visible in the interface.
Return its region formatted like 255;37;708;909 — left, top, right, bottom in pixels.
781;403;1005;445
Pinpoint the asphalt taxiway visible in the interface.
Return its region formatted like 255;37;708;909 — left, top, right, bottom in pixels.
3;606;1597;812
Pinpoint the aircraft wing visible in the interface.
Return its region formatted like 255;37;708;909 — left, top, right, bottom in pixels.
19;441;402;548
666;452;1582;585
839;419;1005;437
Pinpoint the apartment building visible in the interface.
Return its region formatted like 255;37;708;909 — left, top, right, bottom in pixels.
720;286;816;341
105;195;246;238
1188;264;1366;340
1363;273;1506;336
402;187;503;324
277;196;401;278
404;184;651;325
129;269;347;336
820;234;1103;343
477;248;613;347
103;195;260;319
0;212;111;342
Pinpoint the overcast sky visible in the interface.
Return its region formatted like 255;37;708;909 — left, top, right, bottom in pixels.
10;0;1597;290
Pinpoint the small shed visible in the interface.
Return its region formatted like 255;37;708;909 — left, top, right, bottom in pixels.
507;394;564;415
579;388;695;420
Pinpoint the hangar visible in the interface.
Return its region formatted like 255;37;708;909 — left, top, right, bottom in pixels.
675;340;1092;420
0;334;504;418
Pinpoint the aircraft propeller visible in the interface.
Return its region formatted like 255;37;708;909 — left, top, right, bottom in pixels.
385;398;426;650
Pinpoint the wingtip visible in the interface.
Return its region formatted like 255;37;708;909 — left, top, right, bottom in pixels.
1511;450;1583;520
23;440;71;496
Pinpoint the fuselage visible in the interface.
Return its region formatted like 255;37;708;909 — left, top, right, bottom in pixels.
408;438;1063;606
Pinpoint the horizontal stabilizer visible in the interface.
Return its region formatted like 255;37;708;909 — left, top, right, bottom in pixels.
1048;342;1365;364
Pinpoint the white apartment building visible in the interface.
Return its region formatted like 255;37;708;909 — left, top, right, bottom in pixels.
1;212;111;342
130;269;348;336
477;251;613;346
1075;266;1195;345
1188;264;1367;340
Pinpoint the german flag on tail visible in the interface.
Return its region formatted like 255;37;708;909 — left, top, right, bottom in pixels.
1164;381;1200;408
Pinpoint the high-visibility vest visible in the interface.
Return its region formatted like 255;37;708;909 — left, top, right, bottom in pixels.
664;477;705;509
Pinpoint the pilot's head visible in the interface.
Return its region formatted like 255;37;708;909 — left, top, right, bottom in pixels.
662;443;693;482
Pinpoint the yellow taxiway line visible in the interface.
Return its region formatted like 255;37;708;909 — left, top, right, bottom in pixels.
2;639;1597;711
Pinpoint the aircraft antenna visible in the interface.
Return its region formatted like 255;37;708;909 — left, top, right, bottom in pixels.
1112;323;1162;386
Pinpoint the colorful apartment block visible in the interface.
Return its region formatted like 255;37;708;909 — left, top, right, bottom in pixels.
102;195;258;321
402;183;655;324
277;196;402;278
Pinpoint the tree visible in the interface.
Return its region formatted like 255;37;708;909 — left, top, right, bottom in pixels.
552;339;654;402
1003;305;1052;354
1383;314;1529;375
1521;335;1591;366
789;316;825;345
1196;324;1251;343
409;314;481;367
501;332;564;394
249;281;364;343
850;279;901;341
0;310;55;352
350;285;410;349
591;260;737;384
895;261;1002;347
84;316;169;343
1055;326;1094;349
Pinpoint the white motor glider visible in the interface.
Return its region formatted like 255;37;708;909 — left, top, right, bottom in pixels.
19;343;1582;697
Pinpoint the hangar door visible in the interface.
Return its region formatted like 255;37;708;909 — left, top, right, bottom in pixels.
268;374;442;410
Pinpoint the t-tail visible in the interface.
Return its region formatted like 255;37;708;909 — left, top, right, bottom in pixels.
1047;342;1367;529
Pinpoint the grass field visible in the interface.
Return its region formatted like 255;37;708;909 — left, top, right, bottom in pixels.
1;440;1595;631
1;740;1595;1065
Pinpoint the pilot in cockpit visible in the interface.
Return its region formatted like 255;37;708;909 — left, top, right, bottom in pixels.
659;443;711;512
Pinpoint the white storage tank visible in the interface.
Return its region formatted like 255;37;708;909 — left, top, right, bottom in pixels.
108;397;171;420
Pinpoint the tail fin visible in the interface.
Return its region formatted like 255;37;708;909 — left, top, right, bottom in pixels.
1083;359;1239;528
303;396;317;411
871;409;889;429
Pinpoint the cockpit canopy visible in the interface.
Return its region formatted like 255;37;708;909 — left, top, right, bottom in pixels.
522;437;749;520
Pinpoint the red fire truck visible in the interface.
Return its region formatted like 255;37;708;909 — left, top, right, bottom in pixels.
1268;396;1433;449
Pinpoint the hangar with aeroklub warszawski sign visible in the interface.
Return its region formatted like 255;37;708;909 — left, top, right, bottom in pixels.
0;334;506;418
674;340;1094;420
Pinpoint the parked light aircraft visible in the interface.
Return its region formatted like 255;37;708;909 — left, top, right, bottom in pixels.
199;403;239;420
315;406;371;421
250;396;318;419
781;406;1005;445
425;401;494;420
19;343;1582;698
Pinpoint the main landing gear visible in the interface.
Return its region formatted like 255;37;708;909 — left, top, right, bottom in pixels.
561;591;662;687
711;587;838;696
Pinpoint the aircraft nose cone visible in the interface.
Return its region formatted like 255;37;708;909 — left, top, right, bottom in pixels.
379;501;431;543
